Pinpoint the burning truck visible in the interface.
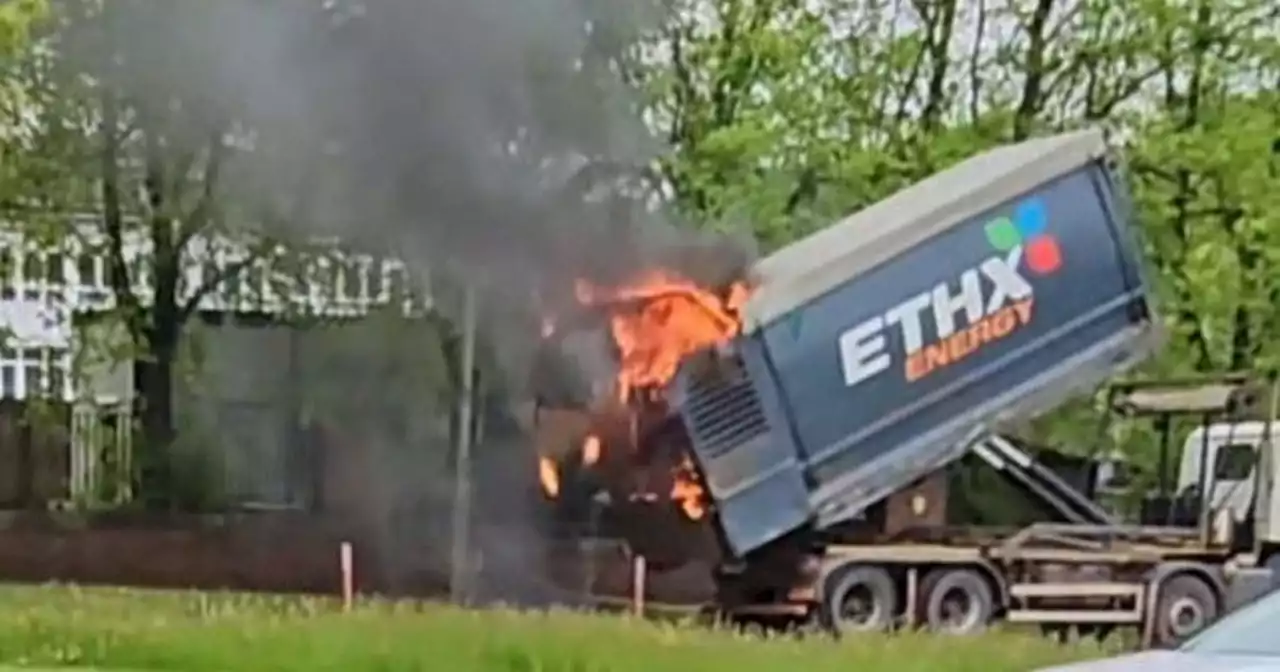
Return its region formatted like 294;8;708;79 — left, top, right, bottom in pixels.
531;268;746;576
524;129;1237;644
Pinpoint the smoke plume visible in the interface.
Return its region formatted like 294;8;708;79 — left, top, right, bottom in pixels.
62;0;752;601
89;0;752;302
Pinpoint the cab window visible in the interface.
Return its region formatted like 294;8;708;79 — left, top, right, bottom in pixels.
1213;443;1255;481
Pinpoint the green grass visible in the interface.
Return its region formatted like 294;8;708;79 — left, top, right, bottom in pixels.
0;585;1124;671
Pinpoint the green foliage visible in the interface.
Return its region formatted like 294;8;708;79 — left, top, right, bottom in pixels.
0;0;49;206
0;0;1276;490
1;2;467;507
0;584;1120;671
639;0;1280;464
0;0;44;47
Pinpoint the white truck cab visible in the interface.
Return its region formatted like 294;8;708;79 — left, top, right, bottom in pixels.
1176;421;1275;527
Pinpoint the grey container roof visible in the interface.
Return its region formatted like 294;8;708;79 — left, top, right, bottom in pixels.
741;128;1112;333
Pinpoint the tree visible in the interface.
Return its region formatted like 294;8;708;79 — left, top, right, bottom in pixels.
0;0;48;204
3;0;336;503
11;0;667;506
636;0;1280;469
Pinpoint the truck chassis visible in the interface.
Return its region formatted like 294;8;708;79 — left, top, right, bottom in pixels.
714;521;1273;648
711;426;1277;647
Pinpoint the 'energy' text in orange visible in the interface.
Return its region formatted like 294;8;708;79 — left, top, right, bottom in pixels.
904;299;1034;382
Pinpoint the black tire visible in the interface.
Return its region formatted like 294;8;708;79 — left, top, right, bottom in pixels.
920;568;995;635
819;564;899;635
1152;574;1219;647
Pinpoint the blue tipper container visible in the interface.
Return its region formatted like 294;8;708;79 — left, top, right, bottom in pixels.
670;129;1161;559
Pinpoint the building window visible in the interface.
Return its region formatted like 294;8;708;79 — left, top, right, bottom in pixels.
1;250;14;300
222;257;244;306
47;253;64;285
336;257;360;303
0;346;73;400
365;257;383;303
1;366;14;398
77;252;96;287
22;251;42;300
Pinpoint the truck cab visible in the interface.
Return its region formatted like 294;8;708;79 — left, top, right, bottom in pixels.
1110;375;1280;570
1175;421;1273;529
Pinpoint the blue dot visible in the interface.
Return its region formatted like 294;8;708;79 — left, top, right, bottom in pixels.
1014;198;1047;238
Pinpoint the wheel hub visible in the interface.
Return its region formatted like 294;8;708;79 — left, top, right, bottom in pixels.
1168;596;1206;637
839;585;882;629
937;587;981;633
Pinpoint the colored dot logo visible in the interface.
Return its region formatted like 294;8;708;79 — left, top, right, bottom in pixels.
982;197;1061;275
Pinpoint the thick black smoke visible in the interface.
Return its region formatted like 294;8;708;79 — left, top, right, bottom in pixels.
60;0;752;601
82;0;752;303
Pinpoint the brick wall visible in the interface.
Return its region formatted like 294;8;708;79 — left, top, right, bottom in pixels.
0;511;398;595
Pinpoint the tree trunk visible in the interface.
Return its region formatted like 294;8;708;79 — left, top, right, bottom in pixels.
1013;0;1056;140
135;339;177;508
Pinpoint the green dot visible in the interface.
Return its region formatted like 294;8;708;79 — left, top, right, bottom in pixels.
985;217;1021;251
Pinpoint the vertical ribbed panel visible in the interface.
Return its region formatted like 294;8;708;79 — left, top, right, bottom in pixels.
681;365;770;460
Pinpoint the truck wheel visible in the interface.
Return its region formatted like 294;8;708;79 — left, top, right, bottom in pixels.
920;568;995;635
1152;574;1219;647
820;565;898;635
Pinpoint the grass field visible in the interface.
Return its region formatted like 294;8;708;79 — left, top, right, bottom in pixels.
0;584;1126;671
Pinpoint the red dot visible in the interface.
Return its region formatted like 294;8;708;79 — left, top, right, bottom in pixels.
1026;236;1062;275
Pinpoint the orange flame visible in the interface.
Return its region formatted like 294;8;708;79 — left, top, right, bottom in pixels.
572;270;750;519
582;434;601;466
671;456;707;520
575;271;749;403
538;456;560;498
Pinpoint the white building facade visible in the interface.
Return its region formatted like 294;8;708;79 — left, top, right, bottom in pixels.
0;225;428;402
0;224;433;508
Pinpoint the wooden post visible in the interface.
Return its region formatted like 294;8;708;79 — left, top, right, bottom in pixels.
340;541;354;612
631;554;647;617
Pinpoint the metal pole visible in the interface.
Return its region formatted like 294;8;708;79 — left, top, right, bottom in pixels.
1196;413;1214;539
1156;415;1172;497
1253;374;1279;559
450;284;478;603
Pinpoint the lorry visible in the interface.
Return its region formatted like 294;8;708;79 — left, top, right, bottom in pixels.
531;128;1280;646
658;128;1277;646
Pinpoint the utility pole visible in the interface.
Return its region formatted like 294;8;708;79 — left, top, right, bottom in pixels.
450;284;478;603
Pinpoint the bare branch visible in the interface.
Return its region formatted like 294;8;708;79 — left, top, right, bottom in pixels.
99;88;145;340
1091;66;1164;119
968;0;987;122
176;128;228;251
1013;0;1057;140
1128;158;1180;183
177;250;263;325
892;12;927;125
919;0;958;134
